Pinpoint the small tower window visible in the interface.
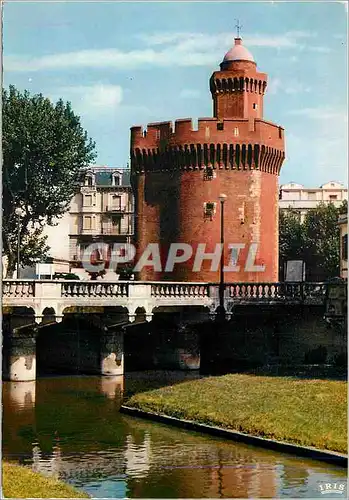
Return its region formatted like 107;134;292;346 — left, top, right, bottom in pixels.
233;128;239;137
204;166;215;181
253;103;258;110
217;122;224;131
204;202;216;220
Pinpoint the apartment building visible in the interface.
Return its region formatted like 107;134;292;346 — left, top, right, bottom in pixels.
69;166;134;278
279;181;347;220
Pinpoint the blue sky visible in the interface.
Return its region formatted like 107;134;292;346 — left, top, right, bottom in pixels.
3;0;348;187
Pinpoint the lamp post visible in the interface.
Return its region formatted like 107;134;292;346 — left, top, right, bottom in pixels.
15;207;23;279
218;194;227;321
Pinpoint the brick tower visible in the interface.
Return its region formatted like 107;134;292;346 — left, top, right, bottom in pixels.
131;35;285;282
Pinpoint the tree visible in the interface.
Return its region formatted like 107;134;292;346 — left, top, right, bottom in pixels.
279;201;346;281
279;208;305;275
303;202;341;280
2;85;96;277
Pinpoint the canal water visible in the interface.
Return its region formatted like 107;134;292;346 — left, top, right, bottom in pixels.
2;374;347;499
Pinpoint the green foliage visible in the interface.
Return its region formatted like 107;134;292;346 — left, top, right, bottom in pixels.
303;202;341;280
279;201;346;281
126;374;348;453
338;199;348;215
279;209;305;262
2;85;96;277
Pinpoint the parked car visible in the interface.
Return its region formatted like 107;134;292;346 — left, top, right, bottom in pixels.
53;273;80;280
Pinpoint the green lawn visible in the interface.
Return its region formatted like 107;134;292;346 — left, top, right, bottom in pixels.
125;373;348;453
2;462;89;498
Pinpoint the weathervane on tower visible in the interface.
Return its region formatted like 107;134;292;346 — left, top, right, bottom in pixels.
235;19;242;38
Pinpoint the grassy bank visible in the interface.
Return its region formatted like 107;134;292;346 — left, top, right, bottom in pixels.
2;462;88;498
125;373;347;453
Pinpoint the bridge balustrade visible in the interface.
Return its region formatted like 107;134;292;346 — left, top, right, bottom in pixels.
2;280;331;317
3;280;35;298
61;282;129;298
151;283;210;298
227;282;327;303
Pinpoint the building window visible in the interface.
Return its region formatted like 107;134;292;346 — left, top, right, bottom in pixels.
329;195;338;200
308;191;317;201
342;234;348;261
112;195;122;209
156;130;160;140
253;103;258;110
111;217;121;233
112;174;120;186
217;122;224;131
84;194;92;206
233;128;239;137
85;175;94;187
204;202;216;220
203;166;214;181
84;216;92;230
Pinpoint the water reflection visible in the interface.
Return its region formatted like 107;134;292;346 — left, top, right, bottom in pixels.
32;437;62;479
100;375;124;400
2;375;347;499
7;380;36;410
125;433;152;479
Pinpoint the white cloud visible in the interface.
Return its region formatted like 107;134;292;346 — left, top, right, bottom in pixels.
49;84;123;115
6;30;328;73
267;78;311;95
268;77;282;94
179;89;201;99
288;107;347;121
307;46;331;54
286;106;348;183
284;82;311;94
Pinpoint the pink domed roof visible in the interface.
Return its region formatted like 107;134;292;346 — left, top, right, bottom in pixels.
223;38;255;63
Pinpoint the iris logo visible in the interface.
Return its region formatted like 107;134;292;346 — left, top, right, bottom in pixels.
318;483;346;495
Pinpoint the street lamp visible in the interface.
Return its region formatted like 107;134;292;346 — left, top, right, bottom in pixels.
218;194;227;321
15;207;23;279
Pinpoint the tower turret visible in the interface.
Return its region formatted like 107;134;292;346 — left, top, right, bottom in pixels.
210;37;267;120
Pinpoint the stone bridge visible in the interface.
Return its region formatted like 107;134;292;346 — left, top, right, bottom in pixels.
3;280;343;383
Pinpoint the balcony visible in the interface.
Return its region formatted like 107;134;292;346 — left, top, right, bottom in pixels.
101;226;133;235
105;205;126;213
279;199;344;210
80;228;100;236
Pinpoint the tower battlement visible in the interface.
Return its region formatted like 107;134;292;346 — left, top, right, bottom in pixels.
131;117;284;150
